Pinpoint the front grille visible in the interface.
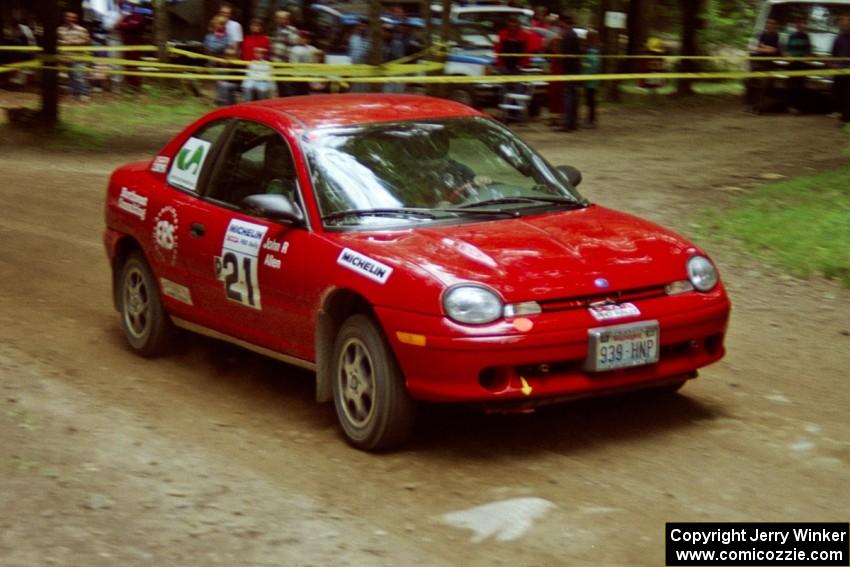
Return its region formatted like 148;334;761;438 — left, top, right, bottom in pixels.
538;285;668;313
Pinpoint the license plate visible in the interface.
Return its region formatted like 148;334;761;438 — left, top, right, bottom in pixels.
584;320;660;372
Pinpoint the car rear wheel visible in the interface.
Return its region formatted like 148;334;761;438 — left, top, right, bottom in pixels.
332;314;416;451
118;253;174;357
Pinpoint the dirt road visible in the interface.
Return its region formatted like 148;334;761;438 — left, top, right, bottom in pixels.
1;99;849;566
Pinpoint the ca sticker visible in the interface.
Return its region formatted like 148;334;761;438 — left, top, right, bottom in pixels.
167;137;211;192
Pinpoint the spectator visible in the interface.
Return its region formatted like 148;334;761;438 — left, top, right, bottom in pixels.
115;1;146;89
290;31;320;96
531;6;550;29
786;18;811;114
242;18;271;61
559;14;583;132
382;25;405;93
747;18;781;114
397;21;423;58
271;10;299;96
57;11;92;101
833;14;850;125
495;16;532;72
243;47;274;101
348;18;370;93
205;15;236;106
583;31;601;128
219;3;244;52
390;5;406;22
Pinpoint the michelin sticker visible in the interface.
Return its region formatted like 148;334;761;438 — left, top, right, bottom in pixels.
337;248;393;284
215;219;268;310
166;137;211;192
117;187;148;220
152;206;179;265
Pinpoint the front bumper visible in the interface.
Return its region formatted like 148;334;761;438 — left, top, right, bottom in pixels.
376;289;730;403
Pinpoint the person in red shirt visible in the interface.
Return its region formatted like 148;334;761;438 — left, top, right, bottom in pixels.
495;16;532;71
242;18;271;61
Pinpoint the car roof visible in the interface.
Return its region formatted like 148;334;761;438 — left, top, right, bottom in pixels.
247;94;483;130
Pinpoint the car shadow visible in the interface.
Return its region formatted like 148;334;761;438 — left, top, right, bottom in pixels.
408;389;725;458
113;325;726;457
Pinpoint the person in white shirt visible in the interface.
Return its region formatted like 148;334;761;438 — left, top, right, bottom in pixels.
289;31;321;96
219;4;243;50
242;47;274;100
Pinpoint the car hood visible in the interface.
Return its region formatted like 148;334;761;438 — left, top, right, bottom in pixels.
333;205;698;302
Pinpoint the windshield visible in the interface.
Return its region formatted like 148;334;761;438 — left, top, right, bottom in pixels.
304;117;585;228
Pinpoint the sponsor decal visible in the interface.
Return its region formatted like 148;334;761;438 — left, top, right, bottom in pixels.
588;302;641;322
117;187;148;220
159;277;193;305
152;206;179;265
215;219;269;310
166;137;211;192
150;155;170;174
336;248;393;284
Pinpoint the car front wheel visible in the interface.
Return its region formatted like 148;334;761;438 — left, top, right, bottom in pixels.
118;252;174;357
331;314;416;451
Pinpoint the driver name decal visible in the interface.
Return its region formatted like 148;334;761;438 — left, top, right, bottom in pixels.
337;248;393;284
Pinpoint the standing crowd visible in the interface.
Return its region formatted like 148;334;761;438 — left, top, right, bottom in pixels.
204;5;321;105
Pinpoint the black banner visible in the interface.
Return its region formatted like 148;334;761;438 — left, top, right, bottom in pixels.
666;522;849;566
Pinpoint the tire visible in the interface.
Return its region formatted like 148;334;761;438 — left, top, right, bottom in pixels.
331;314;416;451
117;252;174;357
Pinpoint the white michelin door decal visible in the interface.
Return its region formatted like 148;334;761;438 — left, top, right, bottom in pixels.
337;248;393;284
215;219;269;310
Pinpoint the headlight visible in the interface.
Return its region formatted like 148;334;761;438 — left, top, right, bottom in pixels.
687;255;718;292
443;285;503;324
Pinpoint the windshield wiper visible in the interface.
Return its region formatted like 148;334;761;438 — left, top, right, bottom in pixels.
322;208;438;223
459;196;587;209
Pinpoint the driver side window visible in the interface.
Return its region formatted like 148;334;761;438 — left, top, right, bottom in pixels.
206;121;298;209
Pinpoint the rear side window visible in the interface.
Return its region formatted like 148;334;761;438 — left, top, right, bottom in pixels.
205;120;298;210
167;121;228;192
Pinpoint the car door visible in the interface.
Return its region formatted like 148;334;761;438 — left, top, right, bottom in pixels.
179;119;320;360
150;118;231;320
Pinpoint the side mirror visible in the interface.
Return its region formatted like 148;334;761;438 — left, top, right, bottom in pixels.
556;165;582;187
242;194;305;226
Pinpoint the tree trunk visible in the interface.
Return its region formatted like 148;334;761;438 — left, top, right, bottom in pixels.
601;0;623;102
677;0;702;96
422;0;432;53
36;0;59;130
152;0;169;62
626;0;650;58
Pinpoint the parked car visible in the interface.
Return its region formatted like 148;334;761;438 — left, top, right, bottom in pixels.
104;94;730;450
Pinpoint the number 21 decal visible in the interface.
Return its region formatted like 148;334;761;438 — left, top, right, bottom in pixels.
216;219;269;310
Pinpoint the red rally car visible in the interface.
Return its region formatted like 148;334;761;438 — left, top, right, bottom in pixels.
104;94;730;450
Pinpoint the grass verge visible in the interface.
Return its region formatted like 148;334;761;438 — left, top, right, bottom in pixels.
704;166;850;287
